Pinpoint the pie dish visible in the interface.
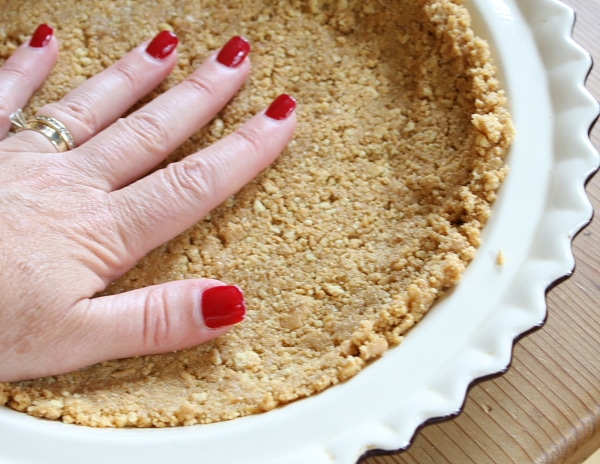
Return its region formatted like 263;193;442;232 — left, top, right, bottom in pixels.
0;0;598;462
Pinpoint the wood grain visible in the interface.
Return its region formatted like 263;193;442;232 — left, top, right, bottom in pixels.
362;0;600;462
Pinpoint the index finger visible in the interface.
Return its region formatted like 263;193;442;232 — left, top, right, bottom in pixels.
109;95;297;263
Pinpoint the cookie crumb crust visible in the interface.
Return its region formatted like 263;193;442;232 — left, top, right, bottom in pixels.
0;0;514;427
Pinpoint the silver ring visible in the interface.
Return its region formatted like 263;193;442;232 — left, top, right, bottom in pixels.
9;109;76;152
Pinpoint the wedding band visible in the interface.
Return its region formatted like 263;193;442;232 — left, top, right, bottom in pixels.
9;109;76;152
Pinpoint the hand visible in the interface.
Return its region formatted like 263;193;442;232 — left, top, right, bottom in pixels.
0;25;297;382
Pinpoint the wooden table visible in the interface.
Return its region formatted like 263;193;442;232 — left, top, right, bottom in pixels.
364;0;600;463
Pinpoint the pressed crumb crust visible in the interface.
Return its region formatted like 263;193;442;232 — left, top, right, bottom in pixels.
0;0;514;427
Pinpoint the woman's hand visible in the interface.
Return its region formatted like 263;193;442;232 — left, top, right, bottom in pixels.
0;25;297;382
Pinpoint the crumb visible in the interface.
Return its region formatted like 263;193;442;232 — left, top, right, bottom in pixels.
496;249;506;266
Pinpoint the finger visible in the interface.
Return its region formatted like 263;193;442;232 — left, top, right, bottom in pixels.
73;36;252;190
3;30;179;153
110;95;297;263
33;281;246;377
0;24;58;139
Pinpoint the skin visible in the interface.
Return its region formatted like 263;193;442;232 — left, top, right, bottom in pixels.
0;33;296;382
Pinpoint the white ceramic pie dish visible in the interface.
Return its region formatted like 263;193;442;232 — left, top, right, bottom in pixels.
1;0;598;462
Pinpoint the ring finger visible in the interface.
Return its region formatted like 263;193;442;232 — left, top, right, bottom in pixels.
2;29;180;153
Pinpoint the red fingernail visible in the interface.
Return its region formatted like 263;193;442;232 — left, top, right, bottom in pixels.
216;36;250;68
29;24;53;48
145;30;178;60
201;286;246;329
265;94;297;121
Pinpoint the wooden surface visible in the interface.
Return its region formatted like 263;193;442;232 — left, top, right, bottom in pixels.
363;0;600;463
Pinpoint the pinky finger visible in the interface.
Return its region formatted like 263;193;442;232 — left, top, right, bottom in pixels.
0;24;58;138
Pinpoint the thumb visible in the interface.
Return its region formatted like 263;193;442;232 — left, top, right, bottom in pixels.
76;279;246;366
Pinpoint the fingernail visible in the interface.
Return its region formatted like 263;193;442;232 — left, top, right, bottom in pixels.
216;36;250;68
265;94;297;121
145;30;179;60
29;24;53;48
201;286;246;329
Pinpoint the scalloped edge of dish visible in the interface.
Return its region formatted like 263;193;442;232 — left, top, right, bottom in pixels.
353;0;600;459
0;0;598;463
351;0;600;460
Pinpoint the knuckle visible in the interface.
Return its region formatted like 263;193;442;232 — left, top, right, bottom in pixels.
182;73;218;101
142;288;173;348
57;94;101;137
0;64;33;117
165;157;217;205
0;61;34;89
0;103;11;132
121;110;172;156
112;60;140;92
231;125;265;158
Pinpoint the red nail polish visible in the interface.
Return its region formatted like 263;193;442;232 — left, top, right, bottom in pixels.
265;94;297;121
145;30;178;60
201;286;246;329
29;24;53;48
216;36;250;68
